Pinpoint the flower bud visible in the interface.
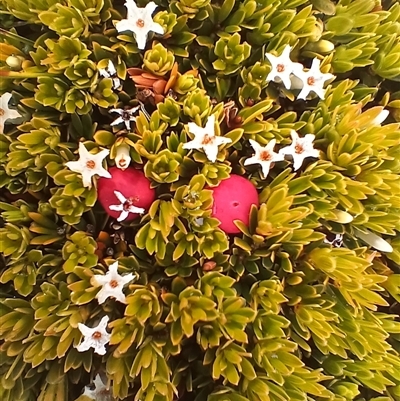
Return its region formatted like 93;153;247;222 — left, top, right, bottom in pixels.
304;40;335;54
115;144;131;170
6;55;23;70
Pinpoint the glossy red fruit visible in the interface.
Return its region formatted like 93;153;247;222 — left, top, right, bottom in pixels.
97;167;155;221
209;174;259;234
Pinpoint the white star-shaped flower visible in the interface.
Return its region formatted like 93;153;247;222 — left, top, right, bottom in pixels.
244;139;284;178
92;261;135;304
279;130;320;171
110;106;140;130
115;144;131;170
183;114;232;163
265;45;303;90
83;374;112;401
115;0;164;50
65;142;111;188
292;58;335;100
109;190;145;222
0;92;21;133
324;234;343;248
76;316;111;355
99;60;121;89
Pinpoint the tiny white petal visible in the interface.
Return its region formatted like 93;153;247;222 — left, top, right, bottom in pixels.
98;68;110;78
117;210;130;222
111;116;124;126
108;60;117;76
109;204;124;212
112;77;121;89
114;190;127;204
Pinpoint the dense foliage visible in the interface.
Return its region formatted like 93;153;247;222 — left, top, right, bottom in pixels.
0;0;399;401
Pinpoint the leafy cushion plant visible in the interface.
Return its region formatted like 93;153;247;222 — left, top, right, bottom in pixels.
0;0;400;400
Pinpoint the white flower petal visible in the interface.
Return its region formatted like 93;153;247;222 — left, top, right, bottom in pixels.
281;74;292;90
150;21;164;35
114;190;127;204
93;148;110;162
203;143;219;163
144;1;158;16
135;30;148;50
113;77;121;89
112;290;127;304
111;116;124;126
0;92;12;108
78;323;94;337
81;171;94;188
115;19;132;33
65;160;84;173
205;114;216;131
120;273;134;286
244;155;259;167
93;273;109;286
94;343;107;355
249;139;261;152
95;166;112;179
292;154;306;171
96;288;110;304
76;339;92;353
98;68;110;78
215;136;232;146
297;86;310;100
109;204;124;212
117;210;130;222
128;206;145;214
109;108;124;115
260;161;273;178
98;316;110;331
108;60;117;75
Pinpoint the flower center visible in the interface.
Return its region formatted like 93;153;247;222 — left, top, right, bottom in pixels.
202;134;214;145
86;160;96;169
118;158;127;168
259;150;272;161
136;19;145;28
122;111;131;120
109;279;119;288
92;331;102;340
123;197;138;211
307;76;316;86
0;108;5;117
294;143;304;154
276;64;285;72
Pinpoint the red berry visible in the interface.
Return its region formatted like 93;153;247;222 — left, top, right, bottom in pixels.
209;174;259;234
97;167;155;221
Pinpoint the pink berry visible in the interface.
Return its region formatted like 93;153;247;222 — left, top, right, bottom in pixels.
97;167;155;221
209;174;259;234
